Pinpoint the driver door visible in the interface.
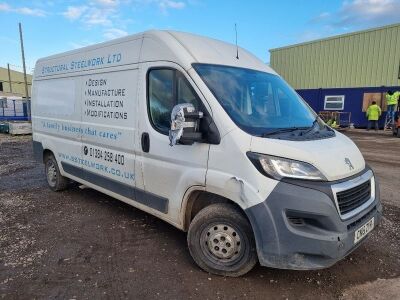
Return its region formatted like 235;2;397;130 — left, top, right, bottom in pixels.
135;62;210;224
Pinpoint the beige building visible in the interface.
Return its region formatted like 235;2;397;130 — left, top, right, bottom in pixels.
0;66;32;98
269;23;400;127
269;23;400;90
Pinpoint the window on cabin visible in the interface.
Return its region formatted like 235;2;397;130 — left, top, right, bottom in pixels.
324;95;345;110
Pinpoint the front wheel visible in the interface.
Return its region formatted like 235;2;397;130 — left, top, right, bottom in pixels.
44;154;69;191
187;203;257;277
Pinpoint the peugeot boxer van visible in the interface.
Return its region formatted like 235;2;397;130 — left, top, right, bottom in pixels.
32;30;382;276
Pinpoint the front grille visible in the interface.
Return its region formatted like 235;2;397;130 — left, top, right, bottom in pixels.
336;180;371;215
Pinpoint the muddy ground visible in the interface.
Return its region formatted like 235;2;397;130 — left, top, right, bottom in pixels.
0;131;399;300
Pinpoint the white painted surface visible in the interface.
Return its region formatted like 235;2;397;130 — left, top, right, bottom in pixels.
32;30;366;230
35;78;76;116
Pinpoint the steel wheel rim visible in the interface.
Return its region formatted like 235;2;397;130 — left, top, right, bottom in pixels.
200;223;243;265
47;161;57;187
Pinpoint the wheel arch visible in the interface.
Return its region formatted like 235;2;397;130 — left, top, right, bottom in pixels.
43;148;54;162
181;189;251;232
33;139;56;164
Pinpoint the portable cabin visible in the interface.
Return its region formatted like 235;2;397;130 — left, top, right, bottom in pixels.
269;23;400;127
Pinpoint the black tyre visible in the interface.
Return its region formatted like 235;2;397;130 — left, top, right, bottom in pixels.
187;203;257;277
44;154;69;191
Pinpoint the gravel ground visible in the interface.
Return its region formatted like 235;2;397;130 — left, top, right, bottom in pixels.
0;131;399;300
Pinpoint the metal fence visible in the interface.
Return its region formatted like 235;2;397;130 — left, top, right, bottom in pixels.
0;97;30;121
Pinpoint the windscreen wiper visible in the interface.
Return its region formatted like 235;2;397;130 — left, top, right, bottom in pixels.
299;117;320;135
262;127;307;137
262;118;321;137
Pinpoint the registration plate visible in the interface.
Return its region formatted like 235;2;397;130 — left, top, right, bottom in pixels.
354;217;374;244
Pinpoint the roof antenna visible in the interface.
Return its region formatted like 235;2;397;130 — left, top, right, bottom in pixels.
235;23;239;60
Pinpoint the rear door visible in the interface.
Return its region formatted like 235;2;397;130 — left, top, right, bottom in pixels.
135;62;210;223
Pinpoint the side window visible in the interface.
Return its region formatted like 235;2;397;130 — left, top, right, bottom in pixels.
148;68;201;134
324;95;345;110
177;73;199;109
148;69;174;133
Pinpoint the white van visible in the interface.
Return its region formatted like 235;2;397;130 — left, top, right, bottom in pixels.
32;30;382;276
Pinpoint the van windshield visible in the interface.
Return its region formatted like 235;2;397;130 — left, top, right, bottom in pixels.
193;64;318;136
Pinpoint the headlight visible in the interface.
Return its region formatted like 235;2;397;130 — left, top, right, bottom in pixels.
247;152;327;181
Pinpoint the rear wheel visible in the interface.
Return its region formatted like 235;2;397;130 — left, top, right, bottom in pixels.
44;154;68;191
187;203;257;277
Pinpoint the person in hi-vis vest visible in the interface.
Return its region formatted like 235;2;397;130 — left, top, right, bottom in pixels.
366;101;382;131
385;90;400;126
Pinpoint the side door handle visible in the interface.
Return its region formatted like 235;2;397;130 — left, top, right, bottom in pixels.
141;132;150;153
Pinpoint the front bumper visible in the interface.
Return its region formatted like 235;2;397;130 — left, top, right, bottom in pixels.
244;169;382;270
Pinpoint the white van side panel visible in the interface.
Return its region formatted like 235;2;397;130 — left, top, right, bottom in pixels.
135;61;210;225
35;78;76;115
34;38;143;79
32;75;83;177
77;69;137;186
205;128;279;210
33;38;180;225
33;68;138;186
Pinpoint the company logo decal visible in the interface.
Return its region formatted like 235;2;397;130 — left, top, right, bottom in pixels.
344;158;354;170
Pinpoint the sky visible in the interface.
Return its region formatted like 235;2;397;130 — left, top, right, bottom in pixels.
1;0;400;74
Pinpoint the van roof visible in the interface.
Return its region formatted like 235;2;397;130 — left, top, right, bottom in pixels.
36;30;274;74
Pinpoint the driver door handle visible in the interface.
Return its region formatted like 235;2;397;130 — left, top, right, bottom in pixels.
141;132;150;153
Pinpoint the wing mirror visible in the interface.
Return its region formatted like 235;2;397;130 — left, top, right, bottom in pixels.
169;103;204;146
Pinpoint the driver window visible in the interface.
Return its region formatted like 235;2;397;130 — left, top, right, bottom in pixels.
177;73;199;109
148;68;201;134
148;69;174;133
